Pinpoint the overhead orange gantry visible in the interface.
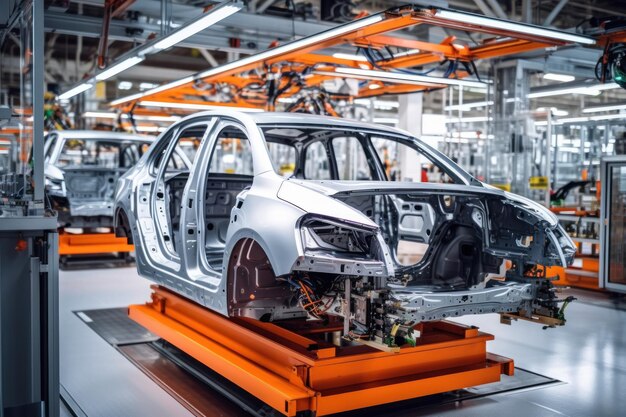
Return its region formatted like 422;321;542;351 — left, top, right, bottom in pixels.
110;4;594;113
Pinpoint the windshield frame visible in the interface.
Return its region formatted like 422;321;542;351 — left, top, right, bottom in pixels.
259;123;477;186
52;137;152;169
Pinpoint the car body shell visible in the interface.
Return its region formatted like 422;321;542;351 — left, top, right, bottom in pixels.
115;111;576;320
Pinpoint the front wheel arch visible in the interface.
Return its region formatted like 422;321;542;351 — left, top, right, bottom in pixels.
225;237;293;320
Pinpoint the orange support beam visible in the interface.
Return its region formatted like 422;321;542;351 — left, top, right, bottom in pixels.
129;286;514;417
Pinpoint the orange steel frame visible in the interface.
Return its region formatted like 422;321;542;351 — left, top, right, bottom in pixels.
58;231;134;256
130;285;514;416
112;5;575;114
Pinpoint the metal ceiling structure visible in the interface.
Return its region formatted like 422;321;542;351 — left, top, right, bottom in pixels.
95;4;596;115
33;0;626;122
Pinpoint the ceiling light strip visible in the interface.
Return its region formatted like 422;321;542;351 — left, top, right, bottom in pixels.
316;67;488;89
444;100;493;111
139;100;264;112
148;4;242;52
528;82;619;98
59;1;243;100
435;8;595;45
95;56;145;81
582;103;626;113
58;83;93;100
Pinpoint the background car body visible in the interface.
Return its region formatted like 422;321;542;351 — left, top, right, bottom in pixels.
45;130;185;229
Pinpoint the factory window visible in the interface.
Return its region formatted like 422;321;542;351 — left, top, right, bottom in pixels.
304;141;331;180
208;126;253;176
332;137;373;181
371;137;455;183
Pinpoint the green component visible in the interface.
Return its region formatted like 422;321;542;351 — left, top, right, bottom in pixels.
613;54;626;89
557;296;576;323
384;336;395;347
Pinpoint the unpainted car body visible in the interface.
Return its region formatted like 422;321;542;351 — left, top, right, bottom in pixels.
45;130;186;229
115;111;576;346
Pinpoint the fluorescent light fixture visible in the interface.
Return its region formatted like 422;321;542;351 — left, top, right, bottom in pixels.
589;113;626;121
373;117;399;124
58;83;93;100
444;100;493;111
583;103;626;113
83;111;181;122
59;2;242;101
445;116;489;123
95;56;145;81
83;111;117;119
139;100;264;112
110;76;195;106
392;48;421;58
111;13;384;106
138;115;181;122
354;98;399;109
558;117;589;123
332;52;368;62
150;3;242;52
536;107;568;116
118;81;133;90
528;82;619;98
318;67;487;89
435;8;595;45
194;14;383;79
135;126;167;133
139;82;159;90
448;131;493;139
543;73;575;82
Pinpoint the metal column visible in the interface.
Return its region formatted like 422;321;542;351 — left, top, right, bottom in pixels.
398;93;423;181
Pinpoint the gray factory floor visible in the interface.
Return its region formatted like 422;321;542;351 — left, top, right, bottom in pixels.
60;266;626;417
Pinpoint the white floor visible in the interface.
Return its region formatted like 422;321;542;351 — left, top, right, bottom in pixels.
60;266;626;417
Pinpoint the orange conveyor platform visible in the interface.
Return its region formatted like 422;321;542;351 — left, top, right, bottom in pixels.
58;231;134;256
129;285;514;417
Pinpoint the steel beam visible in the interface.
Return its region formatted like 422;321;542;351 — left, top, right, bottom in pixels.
33;0;44;201
472;0;496;17
44;11;255;53
484;0;508;19
543;0;569;26
44;9;336;53
45;9;334;39
521;0;532;23
256;0;277;14
198;49;219;67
